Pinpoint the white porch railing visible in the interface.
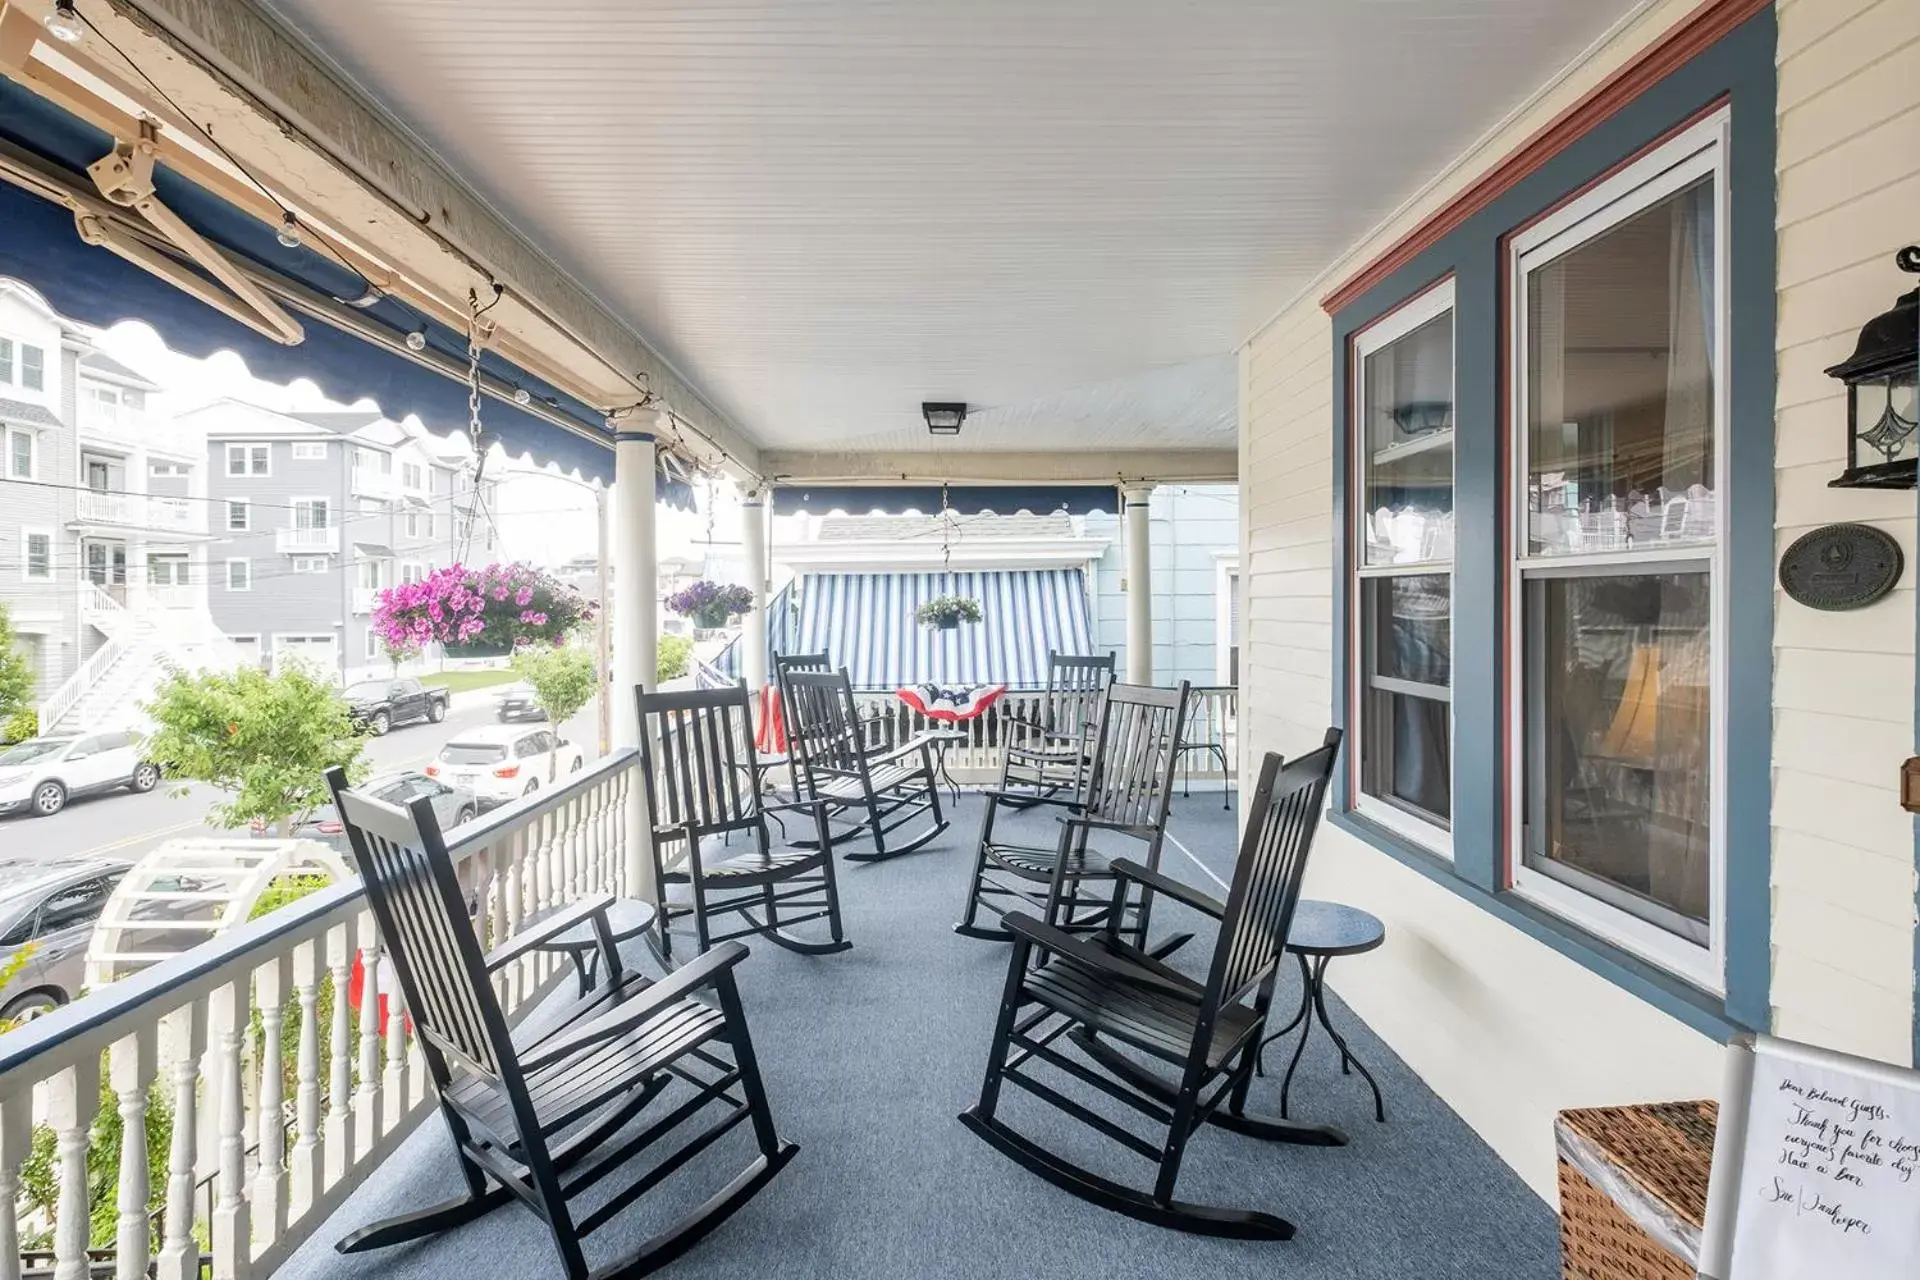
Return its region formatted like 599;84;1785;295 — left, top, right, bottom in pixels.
849;684;1237;786
275;527;340;554
75;490;137;526
37;636;127;734
0;753;637;1280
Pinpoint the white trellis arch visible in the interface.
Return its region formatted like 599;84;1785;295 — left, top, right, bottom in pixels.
86;838;354;987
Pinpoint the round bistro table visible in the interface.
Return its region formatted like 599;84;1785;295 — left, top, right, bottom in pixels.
1255;899;1387;1123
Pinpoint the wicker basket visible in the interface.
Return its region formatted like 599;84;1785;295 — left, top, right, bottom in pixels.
1556;1100;1716;1280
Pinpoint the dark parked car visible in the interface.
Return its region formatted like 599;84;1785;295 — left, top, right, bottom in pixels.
343;677;449;736
0;857;131;1021
494;683;548;723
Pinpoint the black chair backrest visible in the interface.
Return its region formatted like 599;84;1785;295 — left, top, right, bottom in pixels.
783;667;867;779
1081;681;1190;830
1042;651;1114;738
325;766;514;1082
1204;733;1342;1008
637;682;763;839
773;651;832;742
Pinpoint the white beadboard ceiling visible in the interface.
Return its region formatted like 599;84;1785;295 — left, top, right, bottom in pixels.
258;0;1637;457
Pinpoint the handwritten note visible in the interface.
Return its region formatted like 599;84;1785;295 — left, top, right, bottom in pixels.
1724;1043;1920;1278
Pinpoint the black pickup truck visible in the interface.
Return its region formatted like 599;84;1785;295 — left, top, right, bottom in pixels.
343;677;450;736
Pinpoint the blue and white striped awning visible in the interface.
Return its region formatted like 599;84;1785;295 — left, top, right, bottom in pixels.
795;570;1094;690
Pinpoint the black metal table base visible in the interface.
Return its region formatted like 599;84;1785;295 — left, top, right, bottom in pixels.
1255;951;1385;1123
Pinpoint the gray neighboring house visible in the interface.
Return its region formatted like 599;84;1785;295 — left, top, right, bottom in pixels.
180;399;499;685
2;280;225;734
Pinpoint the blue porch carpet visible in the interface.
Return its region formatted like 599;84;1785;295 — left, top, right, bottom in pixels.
279;792;1559;1280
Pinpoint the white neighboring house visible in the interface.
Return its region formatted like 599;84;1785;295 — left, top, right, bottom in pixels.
0;279;232;737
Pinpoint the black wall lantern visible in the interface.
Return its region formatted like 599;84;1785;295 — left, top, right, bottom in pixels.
922;402;967;436
1825;246;1919;490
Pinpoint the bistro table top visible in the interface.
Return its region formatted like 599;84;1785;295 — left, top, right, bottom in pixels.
1286;900;1386;958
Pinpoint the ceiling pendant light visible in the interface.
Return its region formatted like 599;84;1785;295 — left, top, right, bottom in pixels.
44;0;84;43
405;329;428;352
276;212;303;248
513;387;532;405
922;401;967;436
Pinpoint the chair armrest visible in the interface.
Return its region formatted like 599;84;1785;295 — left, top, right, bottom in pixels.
1059;816;1158;840
979;788;1084;812
762;796;831;818
867;736;938;769
520;940;750;1071
484;894;618;971
1000;912;1196;1000
1108;858;1226;919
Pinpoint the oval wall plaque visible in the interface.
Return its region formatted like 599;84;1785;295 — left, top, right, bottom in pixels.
1778;523;1904;611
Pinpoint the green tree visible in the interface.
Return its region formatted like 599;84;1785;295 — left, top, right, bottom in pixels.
510;645;598;778
142;664;368;835
657;633;694;683
0;603;37;725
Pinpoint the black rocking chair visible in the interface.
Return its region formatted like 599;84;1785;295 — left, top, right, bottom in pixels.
997;651;1115;809
959;732;1345;1240
325;766;796;1280
955;681;1189;950
782;666;950;861
637;682;852;960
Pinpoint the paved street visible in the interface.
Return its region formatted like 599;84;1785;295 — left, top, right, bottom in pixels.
2;694;604;867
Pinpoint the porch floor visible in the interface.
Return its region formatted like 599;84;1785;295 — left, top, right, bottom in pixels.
279;792;1559;1280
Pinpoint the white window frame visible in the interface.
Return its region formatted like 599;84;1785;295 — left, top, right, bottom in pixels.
225;558;252;592
226;499;250;533
291;496;332;530
225;442;271;477
364;629;380;660
1213;553;1239;686
1504;108;1731;992
5;425;35;480
291;441;328;461
149;461;188;478
19;343;44;393
1350;277;1456;856
0;336;12;386
291;556;328;574
19;529;52;581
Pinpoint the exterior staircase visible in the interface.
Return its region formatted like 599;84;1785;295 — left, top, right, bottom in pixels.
39;589;244;736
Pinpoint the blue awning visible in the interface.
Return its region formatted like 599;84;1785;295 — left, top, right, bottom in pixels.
0;77;693;500
770;485;1116;517
795;569;1095;690
708;581;797;685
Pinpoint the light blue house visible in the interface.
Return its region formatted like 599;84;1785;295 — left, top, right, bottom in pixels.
717;488;1237;690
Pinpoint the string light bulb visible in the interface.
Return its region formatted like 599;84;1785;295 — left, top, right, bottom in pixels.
276;213;302;249
404;330;427;352
44;0;83;42
513;387;532;406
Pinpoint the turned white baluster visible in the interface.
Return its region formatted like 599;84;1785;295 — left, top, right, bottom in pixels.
501;831;527;1004
0;1090;31;1280
157;1002;206;1280
382;945;409;1134
354;915;384;1155
111;1027;158;1280
323;924;354;1189
290;940;323;1221
49;1056;99;1280
252;955;289;1248
210;981;252;1280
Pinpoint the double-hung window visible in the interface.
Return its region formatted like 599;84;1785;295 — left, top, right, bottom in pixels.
6;427;33;479
1352;279;1455;850
1507;110;1727;988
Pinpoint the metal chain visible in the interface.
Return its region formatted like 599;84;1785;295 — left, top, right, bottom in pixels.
941;482;952;572
456;288;487;562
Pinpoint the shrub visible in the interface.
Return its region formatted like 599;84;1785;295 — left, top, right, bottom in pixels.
657;633;695;682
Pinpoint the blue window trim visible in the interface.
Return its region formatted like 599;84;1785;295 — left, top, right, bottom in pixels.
1327;8;1775;1043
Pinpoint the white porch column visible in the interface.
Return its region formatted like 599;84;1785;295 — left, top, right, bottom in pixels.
740;492;768;692
1122;484;1154;684
610;411;661;899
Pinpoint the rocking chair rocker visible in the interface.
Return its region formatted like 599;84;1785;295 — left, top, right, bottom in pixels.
326;766;797;1279
955;681;1189;950
960;733;1345;1240
637;682;853;960
782;666;950;860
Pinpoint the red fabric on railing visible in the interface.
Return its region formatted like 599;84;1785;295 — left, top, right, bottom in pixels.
896;682;1007;723
756;686;788;754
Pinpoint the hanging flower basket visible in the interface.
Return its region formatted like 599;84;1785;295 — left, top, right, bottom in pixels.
916;595;983;631
371;563;592;658
666;580;754;630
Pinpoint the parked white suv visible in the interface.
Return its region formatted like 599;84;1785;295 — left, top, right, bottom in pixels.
0;732;162;818
424;725;586;810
